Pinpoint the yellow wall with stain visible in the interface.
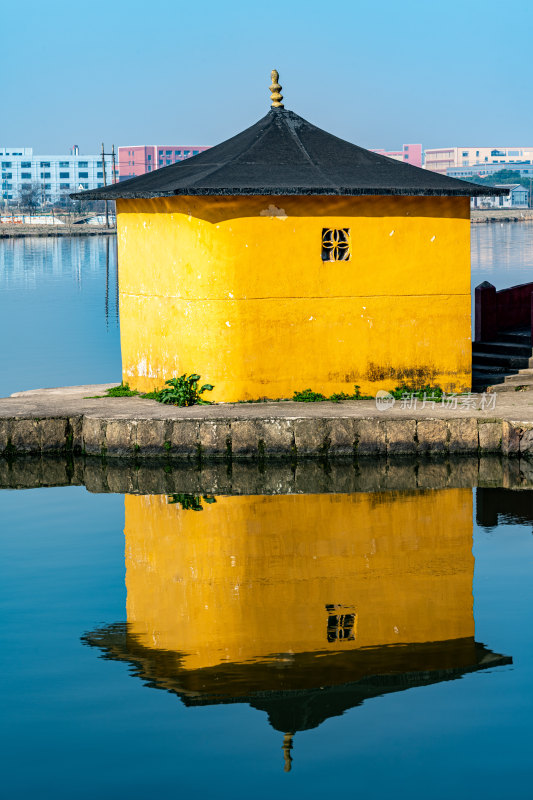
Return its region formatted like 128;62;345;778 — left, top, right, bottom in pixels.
124;488;474;672
116;195;471;400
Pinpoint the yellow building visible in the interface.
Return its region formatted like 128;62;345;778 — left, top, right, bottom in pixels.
85;487;510;770
75;73;505;400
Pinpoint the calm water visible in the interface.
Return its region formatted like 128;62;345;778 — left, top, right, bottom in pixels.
0;228;532;798
471;221;533;289
0;236;120;397
0;467;532;799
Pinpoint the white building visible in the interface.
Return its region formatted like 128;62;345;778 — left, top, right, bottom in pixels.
0;147;113;204
424;146;533;174
471;184;529;209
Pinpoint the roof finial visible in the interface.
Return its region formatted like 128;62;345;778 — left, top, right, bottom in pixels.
270;69;284;108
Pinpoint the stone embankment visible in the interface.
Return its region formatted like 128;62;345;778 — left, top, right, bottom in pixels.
2;384;533;459
0;224;116;238
471;208;533;223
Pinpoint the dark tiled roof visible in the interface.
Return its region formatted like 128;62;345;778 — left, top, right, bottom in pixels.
73;108;508;200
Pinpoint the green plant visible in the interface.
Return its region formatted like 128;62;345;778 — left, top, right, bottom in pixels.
389;384;445;400
352;385;373;400
106;383;140;397
293;388;327;402
158;374;214;407
168;493;217;510
85;382;141;399
329;385;373;401
236;397;285;404
293;385;373;403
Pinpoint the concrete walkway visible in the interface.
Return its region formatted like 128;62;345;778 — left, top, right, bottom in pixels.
2;383;533;458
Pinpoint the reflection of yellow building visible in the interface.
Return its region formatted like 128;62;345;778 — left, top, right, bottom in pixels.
85;486;511;774
125;490;475;670
75;73;504;400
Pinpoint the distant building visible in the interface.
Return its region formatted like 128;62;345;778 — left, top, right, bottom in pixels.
117;145;210;181
0;146;110;203
447;162;533;181
370;144;422;167
425;146;533;174
471;184;529;209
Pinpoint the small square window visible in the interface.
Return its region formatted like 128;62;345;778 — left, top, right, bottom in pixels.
322;228;350;261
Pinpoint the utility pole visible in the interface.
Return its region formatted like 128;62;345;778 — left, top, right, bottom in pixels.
111;145;118;228
111;144;117;184
101;142;109;229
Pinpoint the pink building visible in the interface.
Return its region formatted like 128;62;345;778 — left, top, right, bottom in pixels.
117;144;210;181
370;144;422;168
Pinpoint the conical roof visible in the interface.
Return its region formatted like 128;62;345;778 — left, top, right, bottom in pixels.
74;107;506;200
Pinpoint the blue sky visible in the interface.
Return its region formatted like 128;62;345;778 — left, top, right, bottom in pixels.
3;0;532;154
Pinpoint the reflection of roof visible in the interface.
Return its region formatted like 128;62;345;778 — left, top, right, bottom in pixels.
73;108;506;201
83;623;511;735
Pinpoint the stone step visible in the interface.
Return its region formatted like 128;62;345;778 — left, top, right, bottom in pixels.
473;341;533;357
472;363;518;391
485;366;533;393
497;330;532;345
472;351;531;370
489;380;533;393
504;369;533;383
472;375;507;392
472;359;515;375
472;369;504;383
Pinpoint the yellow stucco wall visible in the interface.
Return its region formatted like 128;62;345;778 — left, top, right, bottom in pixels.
124;488;474;672
116;195;471;400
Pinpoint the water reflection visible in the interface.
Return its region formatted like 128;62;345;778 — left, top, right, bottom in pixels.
0;236;120;396
84;488;511;771
477;487;533;529
471;221;533;289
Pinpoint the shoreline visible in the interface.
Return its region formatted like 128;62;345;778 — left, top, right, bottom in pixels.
2;383;533;459
0;209;531;238
471;208;533;223
0;223;116;238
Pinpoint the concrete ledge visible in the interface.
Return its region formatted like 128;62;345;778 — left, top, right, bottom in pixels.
3;384;533;459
